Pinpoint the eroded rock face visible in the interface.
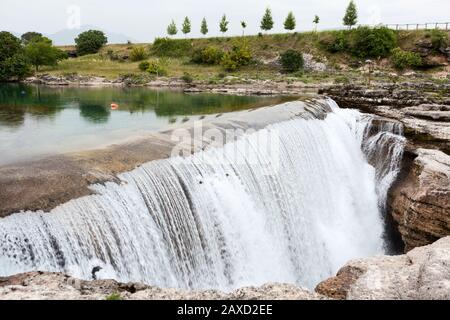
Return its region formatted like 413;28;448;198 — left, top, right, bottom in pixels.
388;148;450;251
0;272;326;300
316;236;450;300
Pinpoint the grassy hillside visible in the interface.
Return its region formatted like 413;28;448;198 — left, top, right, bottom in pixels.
40;30;449;83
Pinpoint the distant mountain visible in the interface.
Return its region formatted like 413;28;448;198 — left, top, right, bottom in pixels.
46;25;137;46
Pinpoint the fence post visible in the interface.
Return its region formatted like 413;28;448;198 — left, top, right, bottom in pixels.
435;23;438;29
446;22;448;31
416;24;419;30
396;24;399;30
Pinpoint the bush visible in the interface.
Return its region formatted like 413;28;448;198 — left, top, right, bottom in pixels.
181;72;194;84
146;59;168;76
151;38;192;57
106;49;119;61
75;30;107;56
350;26;396;58
391;48;422;70
220;40;252;72
334;75;351;84
280;49;304;72
320;31;349;53
138;61;150;71
221;53;239;71
191;46;224;65
429;30;448;51
120;73;154;85
130;46;148;62
105;293;122;301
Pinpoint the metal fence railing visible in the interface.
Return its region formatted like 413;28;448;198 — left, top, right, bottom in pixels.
382;22;449;31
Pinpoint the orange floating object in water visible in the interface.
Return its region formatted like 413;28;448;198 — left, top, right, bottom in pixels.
110;103;119;110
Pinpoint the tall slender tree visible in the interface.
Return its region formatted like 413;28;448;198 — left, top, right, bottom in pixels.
167;20;178;36
284;12;296;31
241;21;247;36
343;1;358;29
220;14;229;34
313;15;320;31
260;8;274;32
182;17;191;36
200;18;208;36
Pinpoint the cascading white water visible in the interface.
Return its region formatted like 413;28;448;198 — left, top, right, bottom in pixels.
0;100;405;290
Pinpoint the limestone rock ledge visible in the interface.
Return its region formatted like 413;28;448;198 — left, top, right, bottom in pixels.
316;236;450;300
389;148;450;251
0;273;326;300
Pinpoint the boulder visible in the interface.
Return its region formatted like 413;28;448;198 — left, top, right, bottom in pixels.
389;149;450;251
316;236;450;299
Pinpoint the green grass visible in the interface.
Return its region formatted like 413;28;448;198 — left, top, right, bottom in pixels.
105;293;123;300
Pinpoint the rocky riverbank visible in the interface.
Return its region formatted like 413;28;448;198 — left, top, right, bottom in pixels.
2;236;449;300
321;82;450;153
0;272;326;300
316;236;450;300
23;73;324;96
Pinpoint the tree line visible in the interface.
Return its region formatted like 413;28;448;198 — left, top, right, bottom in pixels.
165;1;358;37
0;29;109;81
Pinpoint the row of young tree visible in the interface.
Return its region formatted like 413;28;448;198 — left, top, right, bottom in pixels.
166;1;358;37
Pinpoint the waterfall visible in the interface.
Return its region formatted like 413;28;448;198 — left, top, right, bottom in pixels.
0;99;405;290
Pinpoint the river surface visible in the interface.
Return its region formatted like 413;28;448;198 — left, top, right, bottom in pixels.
0;84;297;165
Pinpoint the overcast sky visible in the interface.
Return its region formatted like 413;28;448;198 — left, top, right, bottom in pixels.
1;0;449;42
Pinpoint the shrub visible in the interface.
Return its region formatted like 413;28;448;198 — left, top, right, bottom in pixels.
334;75;350;84
105;293;122;300
280;49;304;72
151;38;192;57
320;31;349;53
220;40;252;72
221;53;239;71
138;61;150;71
391;48;422;70
429;30;448;51
350;26;396;58
106;49;119;61
191;46;223;65
130;46;148;62
181;72;194;84
146;59;168;76
75;30;107;56
120;73;154;85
